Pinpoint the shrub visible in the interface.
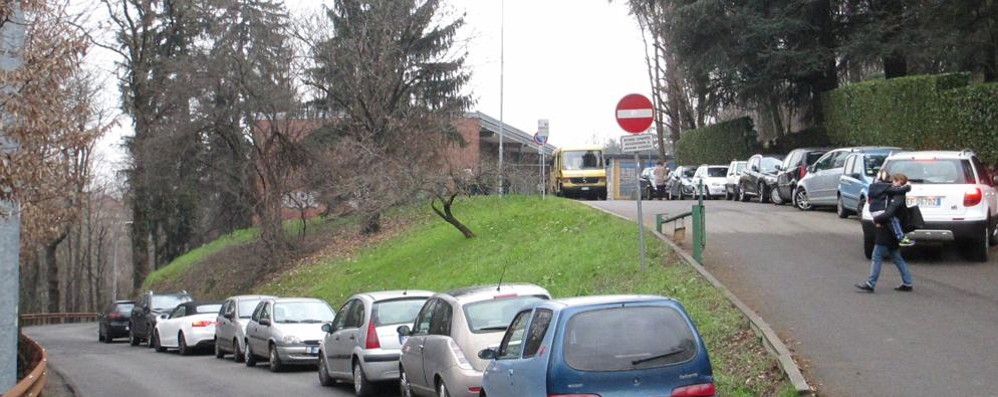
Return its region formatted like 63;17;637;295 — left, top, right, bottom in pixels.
675;117;760;165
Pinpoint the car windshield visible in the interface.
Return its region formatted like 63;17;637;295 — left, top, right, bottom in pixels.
195;304;222;314
734;162;745;173
238;299;264;319
373;298;428;326
562;151;603;170
864;155;887;177
274;301;335;323
463;296;547;333
152;295;190;311
706;167;728;177
882;159;974;184
682;168;695;178
761;157;781;173
563;306;697;372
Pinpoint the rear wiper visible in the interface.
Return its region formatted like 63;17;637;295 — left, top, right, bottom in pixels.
631;347;687;365
478;326;509;332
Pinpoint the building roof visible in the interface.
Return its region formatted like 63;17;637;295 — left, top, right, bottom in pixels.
471;111;557;156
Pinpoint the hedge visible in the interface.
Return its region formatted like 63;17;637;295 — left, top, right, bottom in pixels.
675;117;760;165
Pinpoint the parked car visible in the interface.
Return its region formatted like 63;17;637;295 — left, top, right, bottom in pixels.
215;294;276;362
795;147;899;210
479;295;715;397
396;284;552;397
861;150;998;261
738;154;783;203
725;161;746;200
318;290;434;396
666;166;696;200
129;290;193;347
639;167;657;200
774;148;829;205
98;300;135;343
836;151;895;218
692;164;729;199
245;297;336;372
153;300;224;355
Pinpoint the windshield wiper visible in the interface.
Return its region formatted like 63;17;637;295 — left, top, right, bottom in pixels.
477;326;509;332
300;319;324;323
280;320;300;324
631;347;687;366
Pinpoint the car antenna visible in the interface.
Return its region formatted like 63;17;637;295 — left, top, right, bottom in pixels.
403;275;413;296
496;262;509;292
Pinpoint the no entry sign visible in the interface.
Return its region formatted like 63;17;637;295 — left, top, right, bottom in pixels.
615;94;654;134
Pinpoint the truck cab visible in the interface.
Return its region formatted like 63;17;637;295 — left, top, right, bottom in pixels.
548;146;607;200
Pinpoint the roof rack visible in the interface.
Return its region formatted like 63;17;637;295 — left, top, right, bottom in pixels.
960;148;975;156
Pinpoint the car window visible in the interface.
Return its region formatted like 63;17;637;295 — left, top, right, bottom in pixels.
332;301;352;332
373;298;427;327
694;167;704;178
832;152;849;168
806;152;826;165
428;300;453;336
237;299;263;318
682;168;695;178
260;303;271;321
563;306;697;372
707;167;727;177
734;162;745;173
522;309;553;358
251;302;265;321
812;152;834;171
347;300;366;328
195;304;222;314
463;296;546;333
114;303;134;315
562;150;603;170
972;156;993;186
170;306;186;319
783;151;798;169
497;310;531;360
151;295;190;311
843;155;856;176
864;155;887;176
761;157;781;173
883;159;975;184
412;299;437;335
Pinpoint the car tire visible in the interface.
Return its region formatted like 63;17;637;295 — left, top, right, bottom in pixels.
145;324;155;348
963;224;990;262
318;353;334;387
129;327;140;346
233;338;245;363
268;343;283;372
245;341;257;367
771;186;783;205
153;331;166;353
836;196;849;218
757;183;768;204
178;332;192;356
989;216;997;246
856;196;866;218
437;380;452;397
98;329;104;343
399;366;413;397
738;185;748;202
795;188;812;211
354;360;374;396
214;337;225;359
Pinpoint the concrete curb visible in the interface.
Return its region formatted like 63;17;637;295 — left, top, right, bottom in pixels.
589;204;813;396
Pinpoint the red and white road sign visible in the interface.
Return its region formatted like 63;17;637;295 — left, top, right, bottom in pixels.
615;94;654;134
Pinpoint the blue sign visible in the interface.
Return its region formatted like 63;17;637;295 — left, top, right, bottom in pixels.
533;133;548;145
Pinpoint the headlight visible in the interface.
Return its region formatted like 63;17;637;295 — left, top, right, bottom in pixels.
282;335;301;344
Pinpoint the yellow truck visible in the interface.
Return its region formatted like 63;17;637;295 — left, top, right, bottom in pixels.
548;146;607;200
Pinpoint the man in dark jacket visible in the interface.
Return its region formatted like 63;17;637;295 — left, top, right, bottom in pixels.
856;172;914;293
868;172;914;246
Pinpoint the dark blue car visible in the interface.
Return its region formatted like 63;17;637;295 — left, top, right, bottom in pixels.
479;295;715;397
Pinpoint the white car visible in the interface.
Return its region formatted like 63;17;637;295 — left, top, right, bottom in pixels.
861;150;998;261
153;301;224;355
725;161;746;200
693;164;731;199
214;295;275;362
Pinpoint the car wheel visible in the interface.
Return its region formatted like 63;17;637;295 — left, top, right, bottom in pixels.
318;353;334;387
354;360;374;396
129;327;140;346
738;185;748;202
795;188;812;211
399;366;413;397
856;196;866;217
268;343;283;372
245;341;257;367
771;186;783;205
98;327;105;343
178;332;192;356
836;196;849;218
233;338;245;363
757;183;768;203
145;324;155;348
964;224;990;262
989;216;997;246
214;337;225;359
154;331;166;353
437;380;452;397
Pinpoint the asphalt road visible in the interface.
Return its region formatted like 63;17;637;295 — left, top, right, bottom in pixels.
590;199;998;397
24;323;359;397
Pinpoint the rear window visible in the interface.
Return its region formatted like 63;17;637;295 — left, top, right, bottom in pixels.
195;304;222;314
883;159;975;184
563;306;697;372
463;296;546;333
805;152;826;165
238;299;263;319
274;301;335;324
706;167;728;177
114;303;134;314
373;298;427;326
864;155;887;177
152;295;191;311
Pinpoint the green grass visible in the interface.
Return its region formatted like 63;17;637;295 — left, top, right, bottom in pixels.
259;196;795;396
142;228;260;290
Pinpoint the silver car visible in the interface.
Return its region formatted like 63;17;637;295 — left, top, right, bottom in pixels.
244;297;336;372
397;284;551;397
318;290;434;396
795;146;899;210
214;295;275;362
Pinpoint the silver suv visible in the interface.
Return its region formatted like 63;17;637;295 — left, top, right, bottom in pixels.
862;150;998;261
397;284;551;397
244;297;336;372
214;295;275;362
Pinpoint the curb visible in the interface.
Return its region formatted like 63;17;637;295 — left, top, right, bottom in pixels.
589;204;813;396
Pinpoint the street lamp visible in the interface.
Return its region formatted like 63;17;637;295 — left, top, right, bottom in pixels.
111;220;132;300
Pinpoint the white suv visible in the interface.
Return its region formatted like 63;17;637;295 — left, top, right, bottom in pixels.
861;150;998;262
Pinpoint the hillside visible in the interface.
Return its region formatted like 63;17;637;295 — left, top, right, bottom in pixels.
145;195;794;396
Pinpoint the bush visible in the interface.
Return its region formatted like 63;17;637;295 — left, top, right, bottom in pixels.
766;126;832;154
675;117;759;165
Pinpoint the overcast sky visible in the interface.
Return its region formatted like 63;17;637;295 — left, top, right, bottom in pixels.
91;0;650;172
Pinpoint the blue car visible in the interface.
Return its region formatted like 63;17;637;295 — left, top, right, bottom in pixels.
479;295;715;397
836;149;902;218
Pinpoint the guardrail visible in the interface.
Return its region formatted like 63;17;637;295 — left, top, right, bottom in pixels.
20;312;98;327
5;334;47;397
656;181;707;263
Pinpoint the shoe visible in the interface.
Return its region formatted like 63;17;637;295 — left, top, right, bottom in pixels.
899;237;915;247
894;285;913;292
855;283;875;293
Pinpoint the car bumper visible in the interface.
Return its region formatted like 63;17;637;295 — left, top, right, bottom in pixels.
862;219;986;242
187;328;217;347
361;353;402;382
439;366;484;397
108;323;130;337
276;345;320;365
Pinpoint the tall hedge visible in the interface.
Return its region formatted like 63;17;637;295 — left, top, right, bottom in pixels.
823;73;998;165
675;117;760;165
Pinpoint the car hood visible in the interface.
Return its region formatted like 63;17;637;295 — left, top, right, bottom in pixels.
559;170;604;178
273;323;327;341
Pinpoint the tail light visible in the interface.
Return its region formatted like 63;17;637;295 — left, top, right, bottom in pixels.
365;318;381;349
108;312;122;320
447;339;473;370
494;293;518;299
798;165;806;180
964;187;983;207
192;320;213;327
671;382;716;397
468;386;482;393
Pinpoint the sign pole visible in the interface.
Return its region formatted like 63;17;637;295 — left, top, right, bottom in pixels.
615;94;655;272
635;153;647;271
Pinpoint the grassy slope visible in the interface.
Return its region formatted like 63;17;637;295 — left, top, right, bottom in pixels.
256;196;794;396
142;228;259;289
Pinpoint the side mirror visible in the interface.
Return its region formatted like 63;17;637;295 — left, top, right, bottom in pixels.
259;318;271;327
808;165;815;173
751;165;759;172
396;325;411;337
478;348;498;360
774;164;783;171
224;312;234;320
142;304;150;313
321;323;333;334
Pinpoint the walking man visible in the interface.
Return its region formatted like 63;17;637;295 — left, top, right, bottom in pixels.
856;171;914;293
653;161;668;200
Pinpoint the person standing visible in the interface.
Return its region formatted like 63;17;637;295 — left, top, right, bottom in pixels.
856;172;914;293
653;161;668;200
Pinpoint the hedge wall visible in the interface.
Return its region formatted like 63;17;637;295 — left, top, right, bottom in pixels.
675;117;760;165
823;73;998;165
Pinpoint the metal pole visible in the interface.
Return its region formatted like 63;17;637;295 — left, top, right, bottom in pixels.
112;225;118;300
635;153;647;271
497;0;505;196
541;151;546;199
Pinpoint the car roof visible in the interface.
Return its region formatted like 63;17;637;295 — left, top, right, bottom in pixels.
225;295;276;301
148;290;190;296
443;283;550;303
887;150;975;160
179;300;223;311
789;147;831;153
547;295;676;308
356;290;435;302
831;146;901;153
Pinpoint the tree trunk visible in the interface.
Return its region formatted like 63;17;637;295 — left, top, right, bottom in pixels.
45;232;68;313
361;212;382;235
131;200;150;293
431;195;475;238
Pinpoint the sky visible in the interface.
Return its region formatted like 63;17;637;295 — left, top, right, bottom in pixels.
91;0;651;172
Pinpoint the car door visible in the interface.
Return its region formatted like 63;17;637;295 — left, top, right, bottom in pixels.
402;299;436;394
216;300;233;351
329;299;361;375
839;154;863;209
161;306;185;347
971;156;998;218
778;151;800;198
743;157;759;195
485;310;531;397
131;296;147;338
421;300;454;388
813;151;849;204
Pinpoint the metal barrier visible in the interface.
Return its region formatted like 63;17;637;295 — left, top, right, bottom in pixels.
656;180;707;263
20;312;98;327
5;334;47;397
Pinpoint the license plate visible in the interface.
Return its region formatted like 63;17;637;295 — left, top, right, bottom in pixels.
306;346;318;354
580;187;590;191
907;196;941;208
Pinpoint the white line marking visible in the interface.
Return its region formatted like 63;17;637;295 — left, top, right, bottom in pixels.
616;109;653;119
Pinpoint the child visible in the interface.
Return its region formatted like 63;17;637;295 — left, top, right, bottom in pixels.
868;171;914;247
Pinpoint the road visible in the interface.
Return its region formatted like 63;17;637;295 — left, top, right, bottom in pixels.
590;199;998;397
24;323;358;397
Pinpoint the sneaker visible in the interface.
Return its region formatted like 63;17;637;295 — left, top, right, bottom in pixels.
894;285;913;292
854;283;875;293
899;237;915;247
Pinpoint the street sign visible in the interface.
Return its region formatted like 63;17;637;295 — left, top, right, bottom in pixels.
620;134;655;153
537;119;549;138
533;133;548;145
615;94;654;134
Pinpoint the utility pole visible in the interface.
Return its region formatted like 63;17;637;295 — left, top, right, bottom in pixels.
497;0;505;196
0;4;27;391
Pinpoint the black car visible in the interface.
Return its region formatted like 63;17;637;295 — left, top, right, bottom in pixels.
774;148;829;205
666;166;697;200
639;167;657;199
129;290;193;347
738;154;784;203
98;300;135;343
